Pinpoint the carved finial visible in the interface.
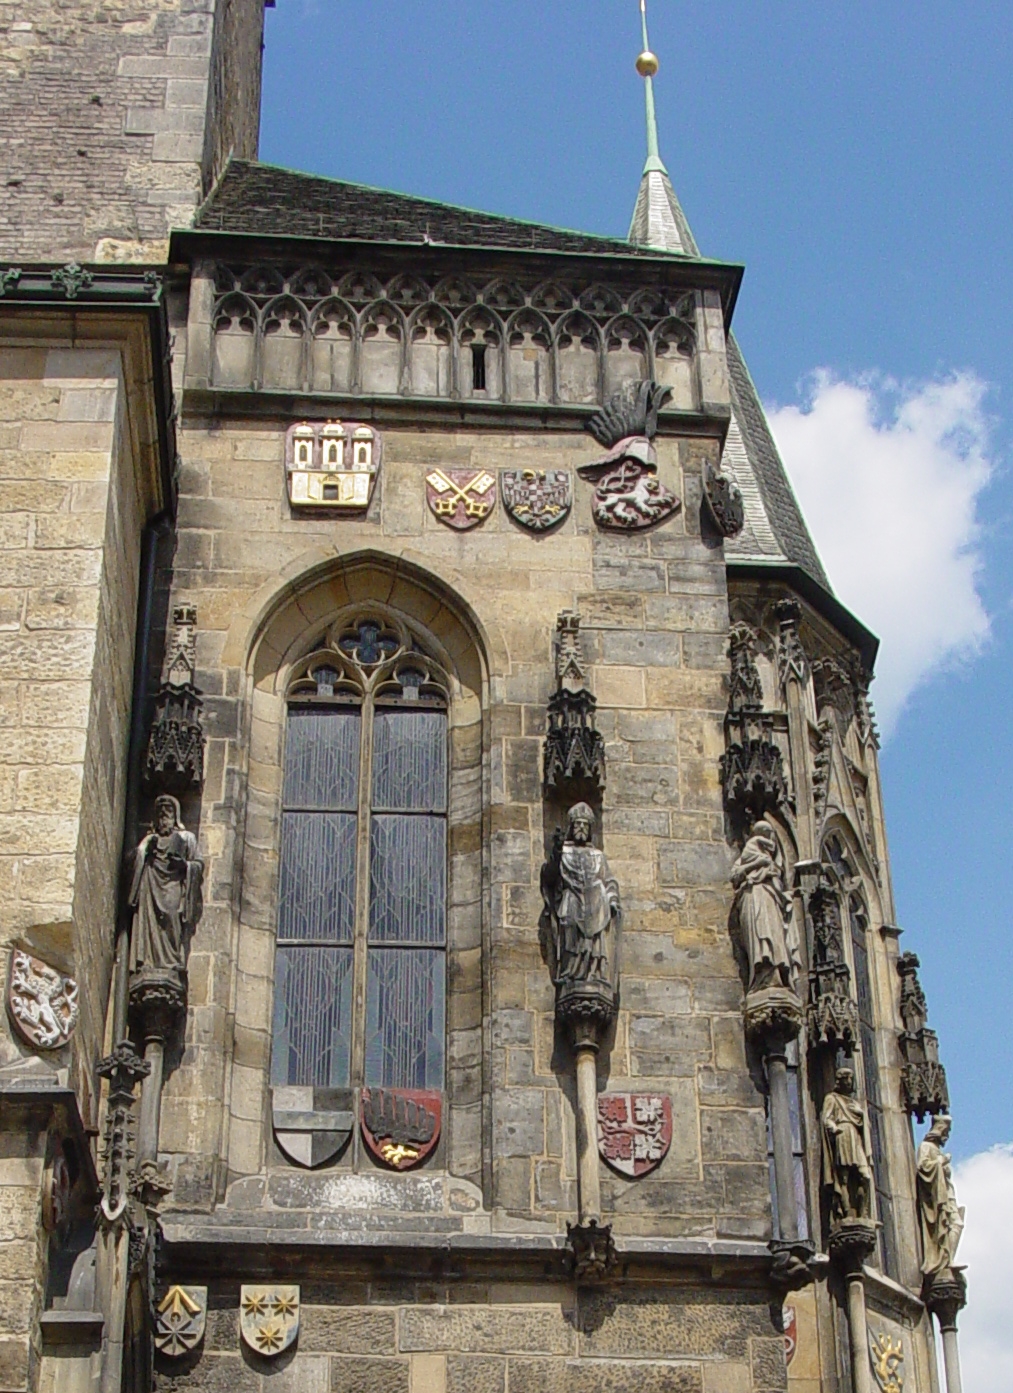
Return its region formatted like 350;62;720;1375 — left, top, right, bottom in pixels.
163;604;197;688
555;610;585;693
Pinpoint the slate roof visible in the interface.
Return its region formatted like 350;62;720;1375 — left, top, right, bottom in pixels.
627;155;831;592
194;158;830;595
195;160;681;258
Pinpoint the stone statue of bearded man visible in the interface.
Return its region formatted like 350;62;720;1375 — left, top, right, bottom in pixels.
541;803;621;993
128;794;204;981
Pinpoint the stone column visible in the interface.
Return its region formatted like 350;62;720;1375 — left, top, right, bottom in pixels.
574;1042;601;1225
927;1268;967;1393
129;970;186;1168
828;1219;879;1393
745;987;814;1290
559;993;615;1280
95;1042;149;1393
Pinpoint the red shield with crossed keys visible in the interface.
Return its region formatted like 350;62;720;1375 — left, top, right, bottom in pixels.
597;1092;672;1178
425;468;496;530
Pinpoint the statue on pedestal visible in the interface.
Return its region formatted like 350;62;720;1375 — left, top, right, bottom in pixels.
541;802;621;1015
128;795;203;982
730;819;801;994
821;1066;873;1223
917;1115;965;1280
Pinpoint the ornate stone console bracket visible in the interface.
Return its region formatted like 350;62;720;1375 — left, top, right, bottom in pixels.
145;604;205;792
567;1219;617;1281
129;969;187;1169
897;952;949;1120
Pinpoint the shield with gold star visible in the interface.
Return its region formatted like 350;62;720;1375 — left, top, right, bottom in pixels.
425;468;496;529
239;1286;300;1358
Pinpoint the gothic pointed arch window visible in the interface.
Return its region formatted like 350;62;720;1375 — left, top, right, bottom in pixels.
270;616;449;1093
823;833;898;1276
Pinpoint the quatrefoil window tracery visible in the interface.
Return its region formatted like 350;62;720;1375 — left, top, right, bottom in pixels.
287;615;449;707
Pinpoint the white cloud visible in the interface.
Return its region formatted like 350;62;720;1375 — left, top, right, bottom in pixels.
946;1145;1013;1393
767;372;994;737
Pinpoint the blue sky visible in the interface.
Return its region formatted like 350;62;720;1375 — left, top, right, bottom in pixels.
260;1;1012;1164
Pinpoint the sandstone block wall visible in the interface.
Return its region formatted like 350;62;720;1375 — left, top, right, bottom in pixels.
0;0;265;263
153;1285;787;1393
148;413;770;1236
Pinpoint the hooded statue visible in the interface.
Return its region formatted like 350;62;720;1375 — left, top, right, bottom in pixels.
917;1115;965;1278
730;819;802;993
128;795;204;977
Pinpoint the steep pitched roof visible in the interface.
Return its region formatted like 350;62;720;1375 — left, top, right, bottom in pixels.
627;62;831;591
195;160;680;259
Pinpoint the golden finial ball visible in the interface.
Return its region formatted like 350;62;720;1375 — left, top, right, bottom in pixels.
636;49;659;77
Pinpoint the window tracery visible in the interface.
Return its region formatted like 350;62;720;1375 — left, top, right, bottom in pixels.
271;616;450;1098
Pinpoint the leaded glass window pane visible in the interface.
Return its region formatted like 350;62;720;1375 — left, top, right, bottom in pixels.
368;814;446;944
271;945;353;1087
372;709;447;811
283;707;360;809
364;947;445;1089
278;811;356;943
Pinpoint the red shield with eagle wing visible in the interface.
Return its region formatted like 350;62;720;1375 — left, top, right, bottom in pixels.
361;1088;442;1170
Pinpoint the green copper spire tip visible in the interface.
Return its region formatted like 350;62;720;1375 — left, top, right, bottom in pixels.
636;0;667;175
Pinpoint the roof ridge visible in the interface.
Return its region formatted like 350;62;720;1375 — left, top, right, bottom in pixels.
210;158;686;257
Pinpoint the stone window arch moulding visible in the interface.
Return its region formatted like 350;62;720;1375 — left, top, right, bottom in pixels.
224;567;488;1195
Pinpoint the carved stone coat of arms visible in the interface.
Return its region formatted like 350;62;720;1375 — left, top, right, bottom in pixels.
425;468;496;529
361;1087;441;1170
579;380;681;531
240;1286;300;1357
155;1286;208;1357
500;469;571;531
271;1085;353;1169
597;1092;672;1177
6;948;79;1050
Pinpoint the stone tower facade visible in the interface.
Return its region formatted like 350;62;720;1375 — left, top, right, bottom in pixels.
0;9;967;1393
0;0;267;262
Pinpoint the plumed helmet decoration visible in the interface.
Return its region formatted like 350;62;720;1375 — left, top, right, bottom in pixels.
586;379;672;449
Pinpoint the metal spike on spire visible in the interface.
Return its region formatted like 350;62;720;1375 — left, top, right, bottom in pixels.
636;0;664;172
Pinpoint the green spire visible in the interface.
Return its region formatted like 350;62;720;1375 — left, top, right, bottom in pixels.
638;0;667;174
